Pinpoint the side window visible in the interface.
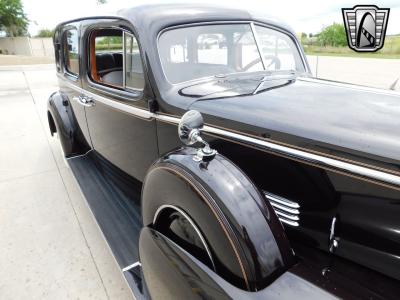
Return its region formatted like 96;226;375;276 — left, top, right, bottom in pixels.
64;29;79;75
54;29;62;73
124;33;144;90
88;28;144;91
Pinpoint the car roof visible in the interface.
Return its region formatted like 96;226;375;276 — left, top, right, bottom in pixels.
56;4;296;36
120;4;294;34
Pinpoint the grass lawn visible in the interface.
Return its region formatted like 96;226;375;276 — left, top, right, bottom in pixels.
303;35;400;59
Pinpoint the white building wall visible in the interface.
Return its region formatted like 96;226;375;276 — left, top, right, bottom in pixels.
0;37;54;57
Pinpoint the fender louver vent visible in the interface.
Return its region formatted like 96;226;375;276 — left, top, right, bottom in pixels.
264;192;300;227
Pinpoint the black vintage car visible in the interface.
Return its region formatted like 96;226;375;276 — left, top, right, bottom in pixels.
47;4;400;299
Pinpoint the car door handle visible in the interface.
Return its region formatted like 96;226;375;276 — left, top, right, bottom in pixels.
73;95;95;107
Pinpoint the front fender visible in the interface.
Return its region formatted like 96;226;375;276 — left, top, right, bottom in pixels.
47;91;90;156
142;147;295;291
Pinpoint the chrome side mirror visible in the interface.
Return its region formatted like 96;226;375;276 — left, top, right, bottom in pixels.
178;110;217;161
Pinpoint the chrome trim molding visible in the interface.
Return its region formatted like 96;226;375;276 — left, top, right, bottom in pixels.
202;124;400;188
299;77;400;96
264;192;300;227
264;192;300;208
62;79;154;120
85;88;154;119
61;80;400;188
153;204;216;271
250;22;267;70
122;261;142;272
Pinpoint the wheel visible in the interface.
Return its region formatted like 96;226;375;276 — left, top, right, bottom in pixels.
141;148;295;291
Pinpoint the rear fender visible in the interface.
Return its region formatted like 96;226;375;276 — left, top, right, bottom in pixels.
47;91;90;156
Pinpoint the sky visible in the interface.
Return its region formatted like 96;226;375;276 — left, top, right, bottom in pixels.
23;0;400;36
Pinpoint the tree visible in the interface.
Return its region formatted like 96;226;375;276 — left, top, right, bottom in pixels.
97;0;107;4
317;23;347;47
300;32;308;45
0;0;29;37
36;28;54;38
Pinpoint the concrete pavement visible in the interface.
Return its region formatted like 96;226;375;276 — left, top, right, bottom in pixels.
307;55;400;90
0;64;134;300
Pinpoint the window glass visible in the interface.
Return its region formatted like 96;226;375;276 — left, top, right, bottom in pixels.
95;35;123;53
234;31;264;72
158;24;304;84
124;33;144;90
197;34;227;64
159;24;260;83
88;29;144;91
254;25;303;71
64;29;79;75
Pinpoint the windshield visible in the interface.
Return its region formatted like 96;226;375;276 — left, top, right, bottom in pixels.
158;23;305;84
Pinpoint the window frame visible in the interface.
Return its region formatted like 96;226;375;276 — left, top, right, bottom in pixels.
157;21;310;85
62;26;80;80
123;31;145;92
86;26;145;95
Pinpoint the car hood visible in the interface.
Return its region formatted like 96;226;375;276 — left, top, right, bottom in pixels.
188;76;400;171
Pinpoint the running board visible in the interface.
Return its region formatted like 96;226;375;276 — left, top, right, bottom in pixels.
67;151;146;299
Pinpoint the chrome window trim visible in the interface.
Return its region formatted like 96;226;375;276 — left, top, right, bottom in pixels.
123;31;145;92
61;80;400;188
85;26;145;94
156;20;310;86
122;30;126;89
62;26;80;80
250;22;267;69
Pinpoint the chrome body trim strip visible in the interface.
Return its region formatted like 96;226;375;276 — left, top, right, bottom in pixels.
279;218;300;227
299;77;400;96
122;261;142;272
275;210;299;221
202;125;400;187
62;79;154;120
84;88;154;120
264;192;300;208
60;80;400;188
264;191;300;226
269;202;299;215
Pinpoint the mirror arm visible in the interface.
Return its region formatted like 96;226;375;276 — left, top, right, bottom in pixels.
178;111;217;162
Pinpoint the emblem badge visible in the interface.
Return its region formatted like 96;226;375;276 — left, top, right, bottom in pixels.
342;5;390;52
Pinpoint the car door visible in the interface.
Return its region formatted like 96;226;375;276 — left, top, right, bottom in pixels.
81;20;158;181
56;22;92;146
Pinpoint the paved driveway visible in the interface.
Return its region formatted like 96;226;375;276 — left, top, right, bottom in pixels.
0;64;134;300
307;55;400;90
